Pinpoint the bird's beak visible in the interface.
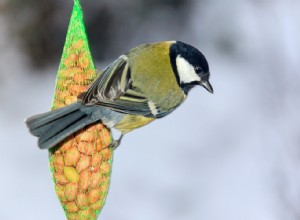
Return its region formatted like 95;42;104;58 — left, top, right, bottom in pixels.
201;80;213;93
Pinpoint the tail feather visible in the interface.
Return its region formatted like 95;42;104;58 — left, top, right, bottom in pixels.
38;113;90;150
26;103;81;134
38;110;87;144
25;103;95;150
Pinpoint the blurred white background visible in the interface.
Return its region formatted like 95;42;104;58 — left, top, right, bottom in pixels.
0;0;300;219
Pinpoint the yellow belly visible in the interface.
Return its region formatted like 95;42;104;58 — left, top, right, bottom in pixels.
114;115;155;134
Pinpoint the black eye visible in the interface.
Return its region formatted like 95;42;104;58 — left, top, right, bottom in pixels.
195;67;203;73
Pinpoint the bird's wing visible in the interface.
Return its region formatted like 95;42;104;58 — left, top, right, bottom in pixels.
81;55;167;118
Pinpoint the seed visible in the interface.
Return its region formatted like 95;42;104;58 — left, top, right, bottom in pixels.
84;68;96;78
55;185;67;202
71;39;84;50
101;176;110;188
91;152;102;168
95;123;104;131
54;102;66;109
101;148;112;161
66;213;78;220
76;155;91;173
64;183;78;202
78;58;90;69
53;154;64;173
76;193;89;209
64;147;80;166
78;142;95;156
73;73;88;84
90;170;102;188
77;209;92;220
101;129;111;147
65;202;79;213
55;90;70;102
90;199;103;211
79;169;91;192
60;68;80;78
88;187;101;204
100;162;111;174
86;125;97;133
65;96;77;105
54;173;69;185
78;132;95;142
95;139;104;152
64;167;80;183
60;137;74;152
63;54;79;67
69;85;87;96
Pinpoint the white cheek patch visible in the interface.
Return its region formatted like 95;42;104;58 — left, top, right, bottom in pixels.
176;56;201;84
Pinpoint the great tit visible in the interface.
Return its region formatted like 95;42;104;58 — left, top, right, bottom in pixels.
26;41;213;150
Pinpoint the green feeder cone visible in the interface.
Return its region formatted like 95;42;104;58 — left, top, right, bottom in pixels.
49;0;114;219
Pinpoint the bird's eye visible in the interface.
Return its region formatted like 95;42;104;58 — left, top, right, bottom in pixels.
195;67;202;73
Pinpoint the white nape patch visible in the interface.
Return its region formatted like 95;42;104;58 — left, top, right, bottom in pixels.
176;56;201;84
148;101;158;116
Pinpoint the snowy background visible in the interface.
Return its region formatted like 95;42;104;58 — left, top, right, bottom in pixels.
0;0;300;219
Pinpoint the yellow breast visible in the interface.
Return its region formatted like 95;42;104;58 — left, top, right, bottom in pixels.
114;115;155;134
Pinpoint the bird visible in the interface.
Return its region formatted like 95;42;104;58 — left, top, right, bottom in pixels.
25;41;213;150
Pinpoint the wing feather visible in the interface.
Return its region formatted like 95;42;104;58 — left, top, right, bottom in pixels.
81;55;168;118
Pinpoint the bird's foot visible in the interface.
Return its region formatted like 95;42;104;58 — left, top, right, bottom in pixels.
109;134;123;150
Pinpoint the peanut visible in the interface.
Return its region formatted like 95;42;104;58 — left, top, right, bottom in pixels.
95;139;104;152
64;167;80;183
53;154;64;173
90;170;102;188
91;152;102;168
55;90;70;102
101;129;111;147
69;85;87;96
78;58;90;69
63;54;79;67
55;185;67;202
79;169;91;192
101;148;112;161
60;137;74;152
73;73;88;84
65;96;77;105
60;68;80;78
54;102;66;109
54;173;69;185
95;123;104;131
78;209;92;220
86;125;97;133
100;162;111;174
66;213;78;220
71;39;84;50
64;183;78;202
76;193;89;209
78;132;95;142
88;187;101;204
64;146;80;166
90;200;102;211
65;202;79;213
76;155;91;173
78;142;95;156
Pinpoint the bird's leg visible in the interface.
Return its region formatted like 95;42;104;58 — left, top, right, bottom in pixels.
109;134;124;150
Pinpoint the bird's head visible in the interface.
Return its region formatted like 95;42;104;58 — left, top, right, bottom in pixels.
170;41;213;94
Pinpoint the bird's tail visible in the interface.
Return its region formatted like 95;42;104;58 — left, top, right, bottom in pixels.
25;102;93;150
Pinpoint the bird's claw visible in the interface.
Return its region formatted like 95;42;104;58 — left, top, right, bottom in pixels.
109;134;123;150
109;140;120;150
